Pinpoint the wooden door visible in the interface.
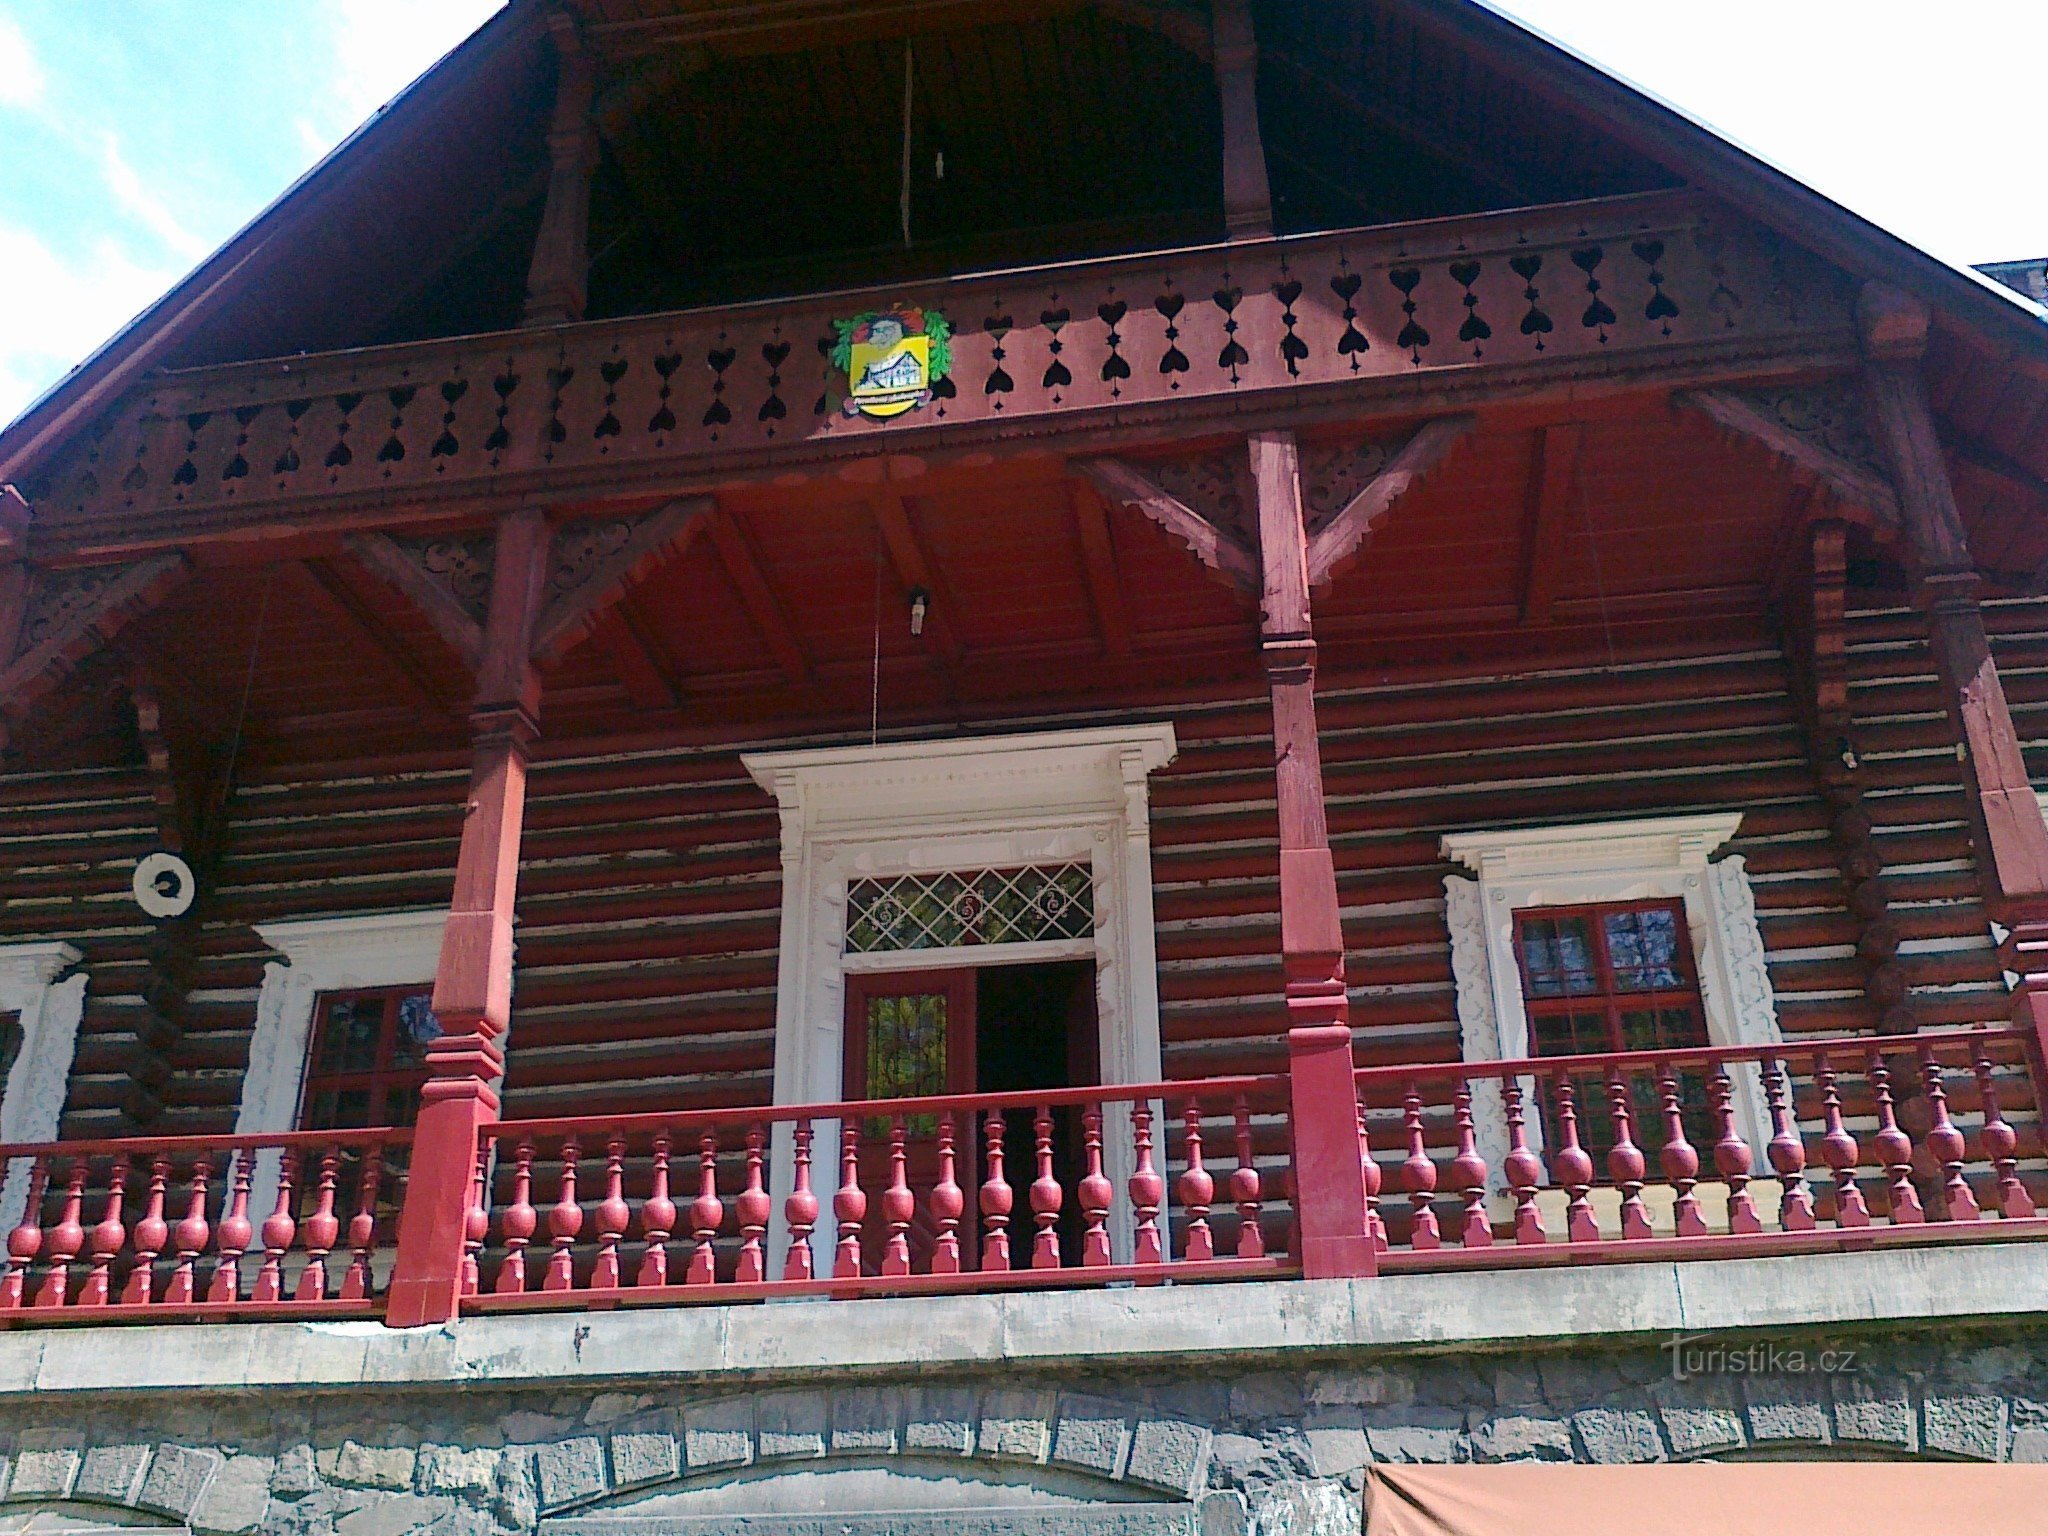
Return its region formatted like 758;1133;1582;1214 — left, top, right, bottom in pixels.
842;969;977;1273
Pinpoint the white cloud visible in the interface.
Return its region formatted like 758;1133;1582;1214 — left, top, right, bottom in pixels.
98;133;212;263
0;15;45;111
0;222;180;426
314;0;506;148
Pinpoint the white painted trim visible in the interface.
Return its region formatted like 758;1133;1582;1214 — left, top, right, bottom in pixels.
0;941;86;1232
1441;813;1780;1186
240;910;449;1217
745;725;1178;1272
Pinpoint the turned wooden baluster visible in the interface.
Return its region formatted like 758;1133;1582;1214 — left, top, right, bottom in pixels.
1030;1105;1063;1269
297;1146;343;1301
1179;1103;1215;1263
783;1122;818;1281
734;1124;771;1284
543;1139;583;1292
638;1130;676;1287
1129;1102;1164;1266
981;1111;1012;1272
1974;1044;2035;1219
1075;1106;1113;1267
252;1150;299;1303
80;1153;130;1306
462;1143;490;1297
880;1116;914;1278
1816;1053;1869;1227
339;1146;383;1301
496;1139;537;1294
122;1154;170;1304
1550;1078;1598;1243
931;1112;964;1275
34;1156;88;1308
1921;1046;1979;1222
1657;1067;1705;1238
1606;1071;1652;1239
1502;1079;1546;1245
1449;1080;1491;1247
1868;1049;1924;1224
208;1150;255;1303
1764;1059;1816;1231
0;1157;47;1309
1231;1093;1264;1260
1709;1066;1760;1235
161;1155;212;1306
1357;1089;1386;1251
688;1130;724;1285
1399;1080;1439;1249
592;1133;630;1290
834;1122;865;1280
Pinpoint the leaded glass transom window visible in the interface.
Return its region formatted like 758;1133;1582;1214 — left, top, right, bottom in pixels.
845;864;1094;954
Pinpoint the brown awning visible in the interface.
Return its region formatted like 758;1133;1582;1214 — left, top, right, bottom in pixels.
1365;1463;2048;1535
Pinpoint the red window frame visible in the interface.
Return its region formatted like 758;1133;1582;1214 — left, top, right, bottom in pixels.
297;986;437;1132
1510;898;1709;1058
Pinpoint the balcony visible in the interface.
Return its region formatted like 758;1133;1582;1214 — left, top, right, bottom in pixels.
0;1027;2043;1328
31;190;1855;540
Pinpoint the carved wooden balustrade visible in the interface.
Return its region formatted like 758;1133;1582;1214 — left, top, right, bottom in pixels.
33;190;1853;536
1351;1028;2048;1268
0;1126;407;1321
462;1075;1296;1310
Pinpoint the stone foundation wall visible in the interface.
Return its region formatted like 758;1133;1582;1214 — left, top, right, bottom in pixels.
2;1319;2046;1535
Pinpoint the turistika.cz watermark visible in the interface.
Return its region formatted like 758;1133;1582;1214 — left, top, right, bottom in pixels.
1661;1333;1859;1382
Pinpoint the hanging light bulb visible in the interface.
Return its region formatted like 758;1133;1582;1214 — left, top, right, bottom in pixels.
908;587;930;636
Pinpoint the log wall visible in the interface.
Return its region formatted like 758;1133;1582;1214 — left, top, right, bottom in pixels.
0;605;2024;1140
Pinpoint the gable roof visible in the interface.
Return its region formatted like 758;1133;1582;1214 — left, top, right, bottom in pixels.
4;0;2044;494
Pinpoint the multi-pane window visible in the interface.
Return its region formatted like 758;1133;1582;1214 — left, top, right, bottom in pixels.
1513;900;1711;1152
298;988;441;1132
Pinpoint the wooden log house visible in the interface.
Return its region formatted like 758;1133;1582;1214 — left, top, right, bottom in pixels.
3;1;2048;1529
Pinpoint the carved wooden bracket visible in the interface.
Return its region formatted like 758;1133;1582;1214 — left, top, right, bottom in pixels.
531;496;709;665
342;529;492;670
1078;456;1258;594
1679;383;1902;531
0;553;190;721
1304;416;1475;588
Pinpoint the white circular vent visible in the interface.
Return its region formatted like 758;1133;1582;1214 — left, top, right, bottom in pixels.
132;850;196;919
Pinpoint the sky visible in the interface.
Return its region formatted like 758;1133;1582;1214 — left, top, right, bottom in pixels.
2;1;2046;430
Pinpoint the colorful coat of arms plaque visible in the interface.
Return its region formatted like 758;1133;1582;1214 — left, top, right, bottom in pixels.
832;307;953;420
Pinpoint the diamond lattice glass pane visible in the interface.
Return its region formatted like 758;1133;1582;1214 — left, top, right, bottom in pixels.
846;864;1094;953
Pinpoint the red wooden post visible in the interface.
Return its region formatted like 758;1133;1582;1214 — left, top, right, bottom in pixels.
1398;1081;1439;1249
592;1133;629;1289
881;1116;913;1278
160;1157;209;1306
1029;1105;1062;1270
1974;1045;2034;1219
1177;1102;1214;1263
980;1111;1011;1272
297;1146;342;1301
497;1139;536;1294
639;1129;676;1287
1658;1068;1705;1239
1861;286;2048;1095
0;1157;45;1309
1605;1071;1651;1240
1764;1058;1816;1232
1448;1081;1491;1248
1251;430;1373;1280
544;1139;583;1291
1128;1102;1164;1266
210;1149;254;1303
783;1121;817;1281
930;1112;963;1275
80;1153;129;1307
735;1124;770;1283
1230;1093;1264;1260
1816;1052;1870;1227
252;1151;297;1303
1502;1080;1546;1245
1710;1067;1760;1235
1550;1078;1598;1244
387;507;548;1327
833;1123;865;1280
122;1155;168;1304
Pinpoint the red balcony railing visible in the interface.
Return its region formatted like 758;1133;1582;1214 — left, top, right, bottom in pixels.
0;1028;2042;1327
0;1127;408;1321
462;1074;1296;1311
1352;1027;2048;1269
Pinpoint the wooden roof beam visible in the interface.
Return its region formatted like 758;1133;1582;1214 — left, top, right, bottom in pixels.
0;553;191;738
1677;387;1903;534
1306;416;1475;589
532;496;710;665
869;481;964;672
342;531;487;671
1069;479;1134;659
706;503;813;687
1516;423;1584;625
595;603;683;712
1078;457;1258;594
300;557;464;716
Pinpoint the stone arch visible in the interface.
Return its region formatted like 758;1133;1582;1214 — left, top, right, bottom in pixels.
528;1387;1214;1525
0;1440;219;1529
0;1506;185;1533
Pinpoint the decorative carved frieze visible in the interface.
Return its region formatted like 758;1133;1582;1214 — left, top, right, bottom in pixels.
1730;381;1890;485
17;567;122;662
1300;439;1394;532
390;532;496;624
1144;452;1256;546
546;516;637;604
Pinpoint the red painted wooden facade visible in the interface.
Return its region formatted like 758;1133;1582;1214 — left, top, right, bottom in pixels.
2;0;2048;1322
